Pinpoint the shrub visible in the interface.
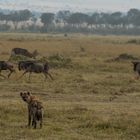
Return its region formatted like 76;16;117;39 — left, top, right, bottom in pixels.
107;53;139;62
127;39;140;44
39;54;72;68
9;55;33;62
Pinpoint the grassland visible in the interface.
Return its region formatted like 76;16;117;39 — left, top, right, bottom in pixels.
1;33;140;140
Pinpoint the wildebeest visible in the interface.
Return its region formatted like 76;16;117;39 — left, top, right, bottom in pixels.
20;92;43;129
11;48;38;59
18;61;53;81
0;61;15;78
132;61;140;79
18;60;35;71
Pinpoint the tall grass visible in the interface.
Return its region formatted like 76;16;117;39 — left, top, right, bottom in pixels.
0;33;140;139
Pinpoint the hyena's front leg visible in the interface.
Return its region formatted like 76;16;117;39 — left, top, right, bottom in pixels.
28;109;32;127
32;120;34;126
33;116;37;129
40;112;43;128
28;113;31;127
32;110;37;129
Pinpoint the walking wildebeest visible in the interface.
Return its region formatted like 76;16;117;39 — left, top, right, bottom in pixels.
132;61;140;79
0;61;15;78
18;61;53;81
11;48;38;59
20;92;43;129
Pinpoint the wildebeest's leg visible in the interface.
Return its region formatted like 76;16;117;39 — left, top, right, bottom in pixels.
137;71;140;79
7;70;13;78
18;71;28;80
134;72;140;80
8;68;15;78
0;74;6;79
0;70;6;79
43;73;48;81
29;72;32;82
43;72;53;81
7;71;12;78
47;72;53;80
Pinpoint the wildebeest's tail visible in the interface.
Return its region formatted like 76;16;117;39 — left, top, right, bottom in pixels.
44;61;49;72
11;48;16;57
18;62;22;71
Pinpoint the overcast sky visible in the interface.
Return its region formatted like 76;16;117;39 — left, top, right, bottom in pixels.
0;0;140;12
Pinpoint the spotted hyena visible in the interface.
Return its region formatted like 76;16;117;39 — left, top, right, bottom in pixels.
20;92;43;129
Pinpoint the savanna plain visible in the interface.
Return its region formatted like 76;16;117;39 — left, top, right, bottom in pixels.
1;33;140;140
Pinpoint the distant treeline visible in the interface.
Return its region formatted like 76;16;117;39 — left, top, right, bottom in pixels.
0;8;140;35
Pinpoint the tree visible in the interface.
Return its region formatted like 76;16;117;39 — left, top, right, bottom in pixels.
127;8;140;26
40;13;54;26
5;9;32;30
56;10;71;25
86;13;100;28
107;12;123;26
67;12;88;27
18;9;32;21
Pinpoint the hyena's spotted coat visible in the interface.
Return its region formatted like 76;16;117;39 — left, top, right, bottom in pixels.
20;92;43;129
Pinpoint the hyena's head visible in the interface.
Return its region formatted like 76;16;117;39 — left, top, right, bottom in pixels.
20;92;31;103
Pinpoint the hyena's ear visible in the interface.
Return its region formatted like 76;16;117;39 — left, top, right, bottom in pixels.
27;92;30;95
20;92;23;96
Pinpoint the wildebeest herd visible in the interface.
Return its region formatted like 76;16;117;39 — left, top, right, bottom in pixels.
1;47;140;81
0;47;53;81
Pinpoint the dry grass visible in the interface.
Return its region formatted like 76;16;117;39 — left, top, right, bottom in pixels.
0;33;140;140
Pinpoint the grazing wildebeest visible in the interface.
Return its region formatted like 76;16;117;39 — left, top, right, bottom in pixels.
11;48;38;59
20;92;43;129
132;61;140;79
0;61;15;78
18;61;53;81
